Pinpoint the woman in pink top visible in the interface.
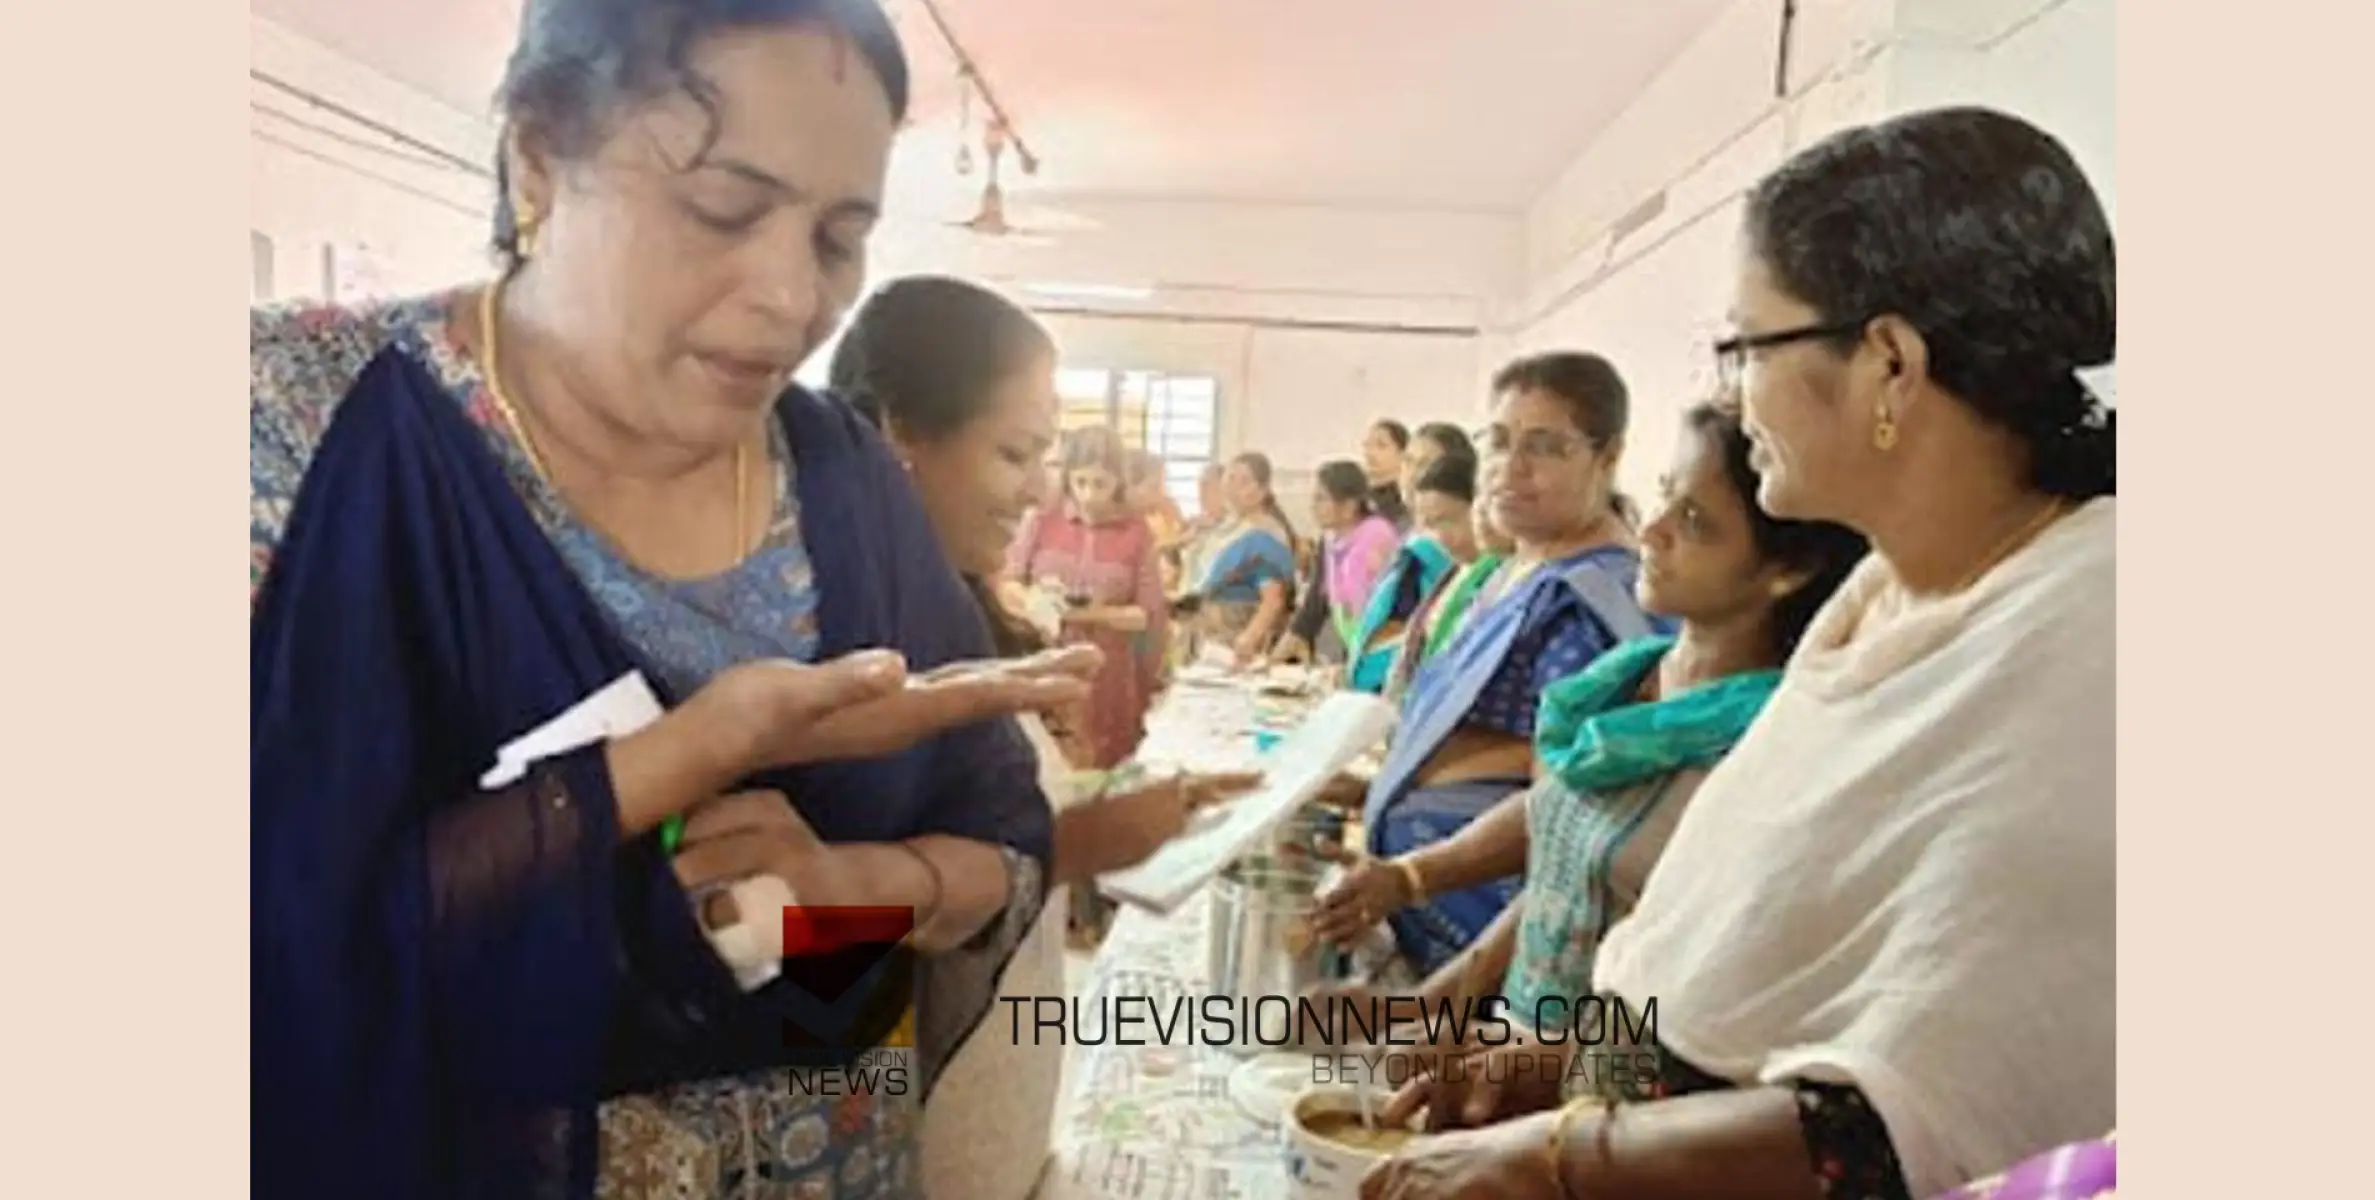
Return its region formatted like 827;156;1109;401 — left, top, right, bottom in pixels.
1007;424;1170;768
1273;459;1402;665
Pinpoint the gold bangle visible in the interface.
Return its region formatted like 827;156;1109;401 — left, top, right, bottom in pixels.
1546;1095;1596;1199
1391;856;1427;903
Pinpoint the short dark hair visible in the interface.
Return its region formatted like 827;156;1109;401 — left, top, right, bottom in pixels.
1371;420;1411;450
1683;401;1868;659
1411;453;1477;505
1489;352;1629;449
1490;351;1632;520
491;0;910;263
1315;460;1375;509
1745;106;2114;499
1230;451;1299;546
829;276;1050;442
1412;421;1475;466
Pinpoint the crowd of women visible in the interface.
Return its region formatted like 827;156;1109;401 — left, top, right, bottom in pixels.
249;1;2114;1197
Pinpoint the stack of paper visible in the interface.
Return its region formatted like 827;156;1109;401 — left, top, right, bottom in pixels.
1096;691;1398;914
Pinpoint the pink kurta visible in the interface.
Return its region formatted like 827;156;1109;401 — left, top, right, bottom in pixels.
1006;502;1169;768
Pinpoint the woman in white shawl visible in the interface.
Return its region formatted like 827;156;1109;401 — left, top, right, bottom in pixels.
1362;106;2115;1200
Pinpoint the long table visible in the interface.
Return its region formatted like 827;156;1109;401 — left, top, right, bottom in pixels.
1035;674;1333;1200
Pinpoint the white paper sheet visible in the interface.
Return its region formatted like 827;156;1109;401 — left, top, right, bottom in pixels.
1096;690;1396;914
478;672;665;789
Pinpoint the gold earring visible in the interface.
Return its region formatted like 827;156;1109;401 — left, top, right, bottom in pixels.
1872;404;1899;451
514;200;542;261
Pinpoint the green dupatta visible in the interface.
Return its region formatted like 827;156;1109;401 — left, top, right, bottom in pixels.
1532;634;1780;796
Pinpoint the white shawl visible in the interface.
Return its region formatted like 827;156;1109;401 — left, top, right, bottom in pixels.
1593;499;2115;1196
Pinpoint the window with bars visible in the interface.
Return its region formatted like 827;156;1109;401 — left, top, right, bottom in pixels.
1055;367;1222;514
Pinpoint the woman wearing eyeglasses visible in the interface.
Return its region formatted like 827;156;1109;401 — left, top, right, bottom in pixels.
1358;105;2113;1200
1313;351;1667;980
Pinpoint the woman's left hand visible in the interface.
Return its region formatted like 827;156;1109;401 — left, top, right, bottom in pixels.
1358;1113;1567;1200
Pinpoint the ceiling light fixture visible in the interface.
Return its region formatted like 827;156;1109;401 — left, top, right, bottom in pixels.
914;0;1040;176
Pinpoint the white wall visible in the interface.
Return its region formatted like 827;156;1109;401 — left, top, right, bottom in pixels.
248;15;497;300
249;1;2113;502
1888;0;2116;221
1495;0;2114;499
861;196;1512;491
248;16;1510;484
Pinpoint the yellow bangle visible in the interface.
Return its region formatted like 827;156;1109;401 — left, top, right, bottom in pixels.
1391;856;1427;903
1546;1096;1597;1199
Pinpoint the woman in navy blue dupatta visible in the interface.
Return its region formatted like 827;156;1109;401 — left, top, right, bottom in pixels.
250;4;1093;1197
1314;353;1668;979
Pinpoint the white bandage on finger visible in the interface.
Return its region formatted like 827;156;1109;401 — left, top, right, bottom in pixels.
706;874;799;992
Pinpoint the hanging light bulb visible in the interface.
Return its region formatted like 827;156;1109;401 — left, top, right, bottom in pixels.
953;73;976;175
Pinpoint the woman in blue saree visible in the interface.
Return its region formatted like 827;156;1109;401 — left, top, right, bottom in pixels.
1315;352;1667;978
250;5;1093;1198
1186;452;1301;662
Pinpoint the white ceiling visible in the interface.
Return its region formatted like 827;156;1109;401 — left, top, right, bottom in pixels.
249;0;1732;214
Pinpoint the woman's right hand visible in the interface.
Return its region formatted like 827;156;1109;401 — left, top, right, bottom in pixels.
1311;851;1418;945
608;646;1100;837
1379;1038;1574;1132
714;645;1100;768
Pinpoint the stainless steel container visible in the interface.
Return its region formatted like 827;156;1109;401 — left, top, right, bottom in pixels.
1269;803;1348;859
1205;856;1329;1059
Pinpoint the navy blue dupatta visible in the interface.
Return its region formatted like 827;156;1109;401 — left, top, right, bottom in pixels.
252;346;1051;1200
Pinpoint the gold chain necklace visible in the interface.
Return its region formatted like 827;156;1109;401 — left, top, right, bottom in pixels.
473;277;752;562
1937;498;2068;597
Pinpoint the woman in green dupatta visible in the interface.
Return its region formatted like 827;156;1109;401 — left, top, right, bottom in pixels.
1380;451;1508;703
1311;402;1866;1023
1335;424;1478;689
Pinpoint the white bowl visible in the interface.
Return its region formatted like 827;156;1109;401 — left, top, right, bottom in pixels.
1280;1085;1419;1200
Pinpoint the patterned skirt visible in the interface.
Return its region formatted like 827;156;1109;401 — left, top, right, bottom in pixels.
594;1066;922;1199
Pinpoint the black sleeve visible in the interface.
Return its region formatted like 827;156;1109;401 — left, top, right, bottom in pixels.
1289;548;1330;642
